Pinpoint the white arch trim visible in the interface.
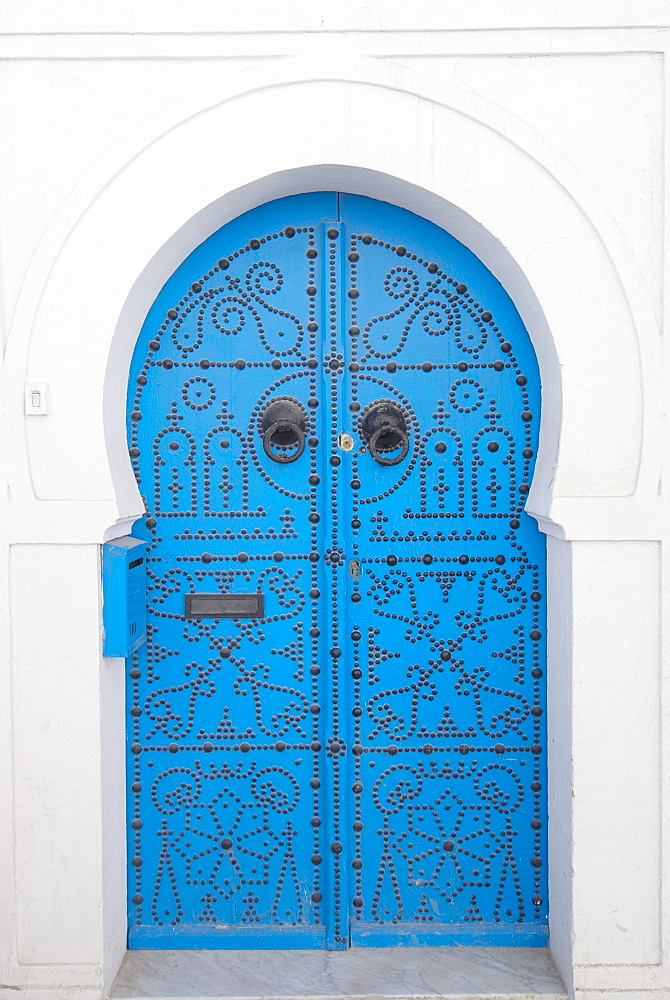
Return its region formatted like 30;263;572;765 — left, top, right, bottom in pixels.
3;55;660;543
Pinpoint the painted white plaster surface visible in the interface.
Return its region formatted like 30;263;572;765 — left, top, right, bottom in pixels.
1;0;669;33
0;5;668;1000
9;544;104;973
0;57;263;339
571;542;661;967
397;53;664;325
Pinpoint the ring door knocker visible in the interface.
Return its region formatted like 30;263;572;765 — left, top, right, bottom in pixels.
260;397;307;464
360;399;409;466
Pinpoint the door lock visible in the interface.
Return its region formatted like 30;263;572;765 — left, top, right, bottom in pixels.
349;559;362;579
338;432;355;452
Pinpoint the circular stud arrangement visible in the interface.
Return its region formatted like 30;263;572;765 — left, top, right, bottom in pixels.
126;200;545;944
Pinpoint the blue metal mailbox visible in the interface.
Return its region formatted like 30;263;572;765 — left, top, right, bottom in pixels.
102;536;148;656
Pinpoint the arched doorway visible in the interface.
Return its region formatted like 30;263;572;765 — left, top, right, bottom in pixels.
125;192;546;950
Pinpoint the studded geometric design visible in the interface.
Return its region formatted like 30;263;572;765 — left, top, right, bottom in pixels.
126;192;546;950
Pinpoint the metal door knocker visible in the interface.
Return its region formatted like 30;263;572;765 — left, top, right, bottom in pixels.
260;397;307;463
360;399;410;466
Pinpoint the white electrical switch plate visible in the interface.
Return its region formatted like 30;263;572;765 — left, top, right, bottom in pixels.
24;383;48;415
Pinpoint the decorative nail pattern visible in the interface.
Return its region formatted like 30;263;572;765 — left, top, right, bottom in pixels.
125;194;546;949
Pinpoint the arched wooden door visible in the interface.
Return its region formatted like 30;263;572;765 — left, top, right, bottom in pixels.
126;193;547;949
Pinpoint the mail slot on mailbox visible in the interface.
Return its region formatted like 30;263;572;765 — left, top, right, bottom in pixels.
101;536;148;656
185;593;264;619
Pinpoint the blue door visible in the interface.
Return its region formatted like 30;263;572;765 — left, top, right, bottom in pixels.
126;193;547;949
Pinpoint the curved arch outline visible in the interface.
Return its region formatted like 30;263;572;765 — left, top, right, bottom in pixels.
3;56;659;543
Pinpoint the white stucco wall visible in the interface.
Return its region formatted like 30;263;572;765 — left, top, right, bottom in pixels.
0;3;668;998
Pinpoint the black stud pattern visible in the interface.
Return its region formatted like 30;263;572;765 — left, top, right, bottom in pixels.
127;217;330;942
126;196;546;949
340;215;545;937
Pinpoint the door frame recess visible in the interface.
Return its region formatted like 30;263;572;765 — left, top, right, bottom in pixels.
106;165;566;999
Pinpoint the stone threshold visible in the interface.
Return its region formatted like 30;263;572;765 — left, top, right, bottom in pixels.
110;946;567;1000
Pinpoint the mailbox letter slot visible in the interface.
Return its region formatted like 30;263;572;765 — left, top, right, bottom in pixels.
185;593;264;619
